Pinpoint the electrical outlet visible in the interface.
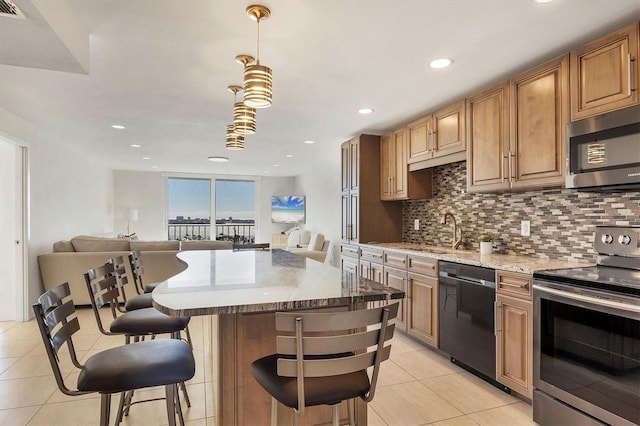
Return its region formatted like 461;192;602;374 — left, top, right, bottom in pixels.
521;220;531;237
414;219;420;230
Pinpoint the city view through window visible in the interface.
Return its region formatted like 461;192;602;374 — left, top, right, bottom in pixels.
167;178;256;243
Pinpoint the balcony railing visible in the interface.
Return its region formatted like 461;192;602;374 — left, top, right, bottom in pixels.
168;223;255;243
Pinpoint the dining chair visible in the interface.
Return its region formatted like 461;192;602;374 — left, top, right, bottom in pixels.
251;302;399;426
33;282;195;426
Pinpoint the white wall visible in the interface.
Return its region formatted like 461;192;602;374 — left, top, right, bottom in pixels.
113;171;296;243
294;148;341;245
0;139;18;320
0;108;114;306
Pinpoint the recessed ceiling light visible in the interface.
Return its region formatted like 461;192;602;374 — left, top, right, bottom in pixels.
151;165;158;169
358;108;374;115
303;140;315;144
208;156;229;162
111;124;126;130
273;164;280;167
534;0;554;3
285;154;294;158
142;156;151;160
429;58;453;69
130;144;141;148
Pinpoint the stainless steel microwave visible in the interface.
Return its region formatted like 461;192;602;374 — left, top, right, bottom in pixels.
566;105;640;191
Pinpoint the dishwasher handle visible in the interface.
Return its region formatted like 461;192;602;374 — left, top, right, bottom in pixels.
439;271;496;289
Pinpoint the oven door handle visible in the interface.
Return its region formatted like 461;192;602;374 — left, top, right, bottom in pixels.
534;284;640;315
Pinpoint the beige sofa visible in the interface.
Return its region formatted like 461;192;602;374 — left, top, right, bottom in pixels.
38;236;232;305
283;230;330;262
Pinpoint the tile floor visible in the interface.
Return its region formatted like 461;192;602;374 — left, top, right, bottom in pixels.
0;308;535;425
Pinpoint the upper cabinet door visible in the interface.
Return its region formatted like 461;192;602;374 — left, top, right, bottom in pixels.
433;100;466;158
510;55;568;189
349;137;360;191
340;142;350;192
392;128;408;199
570;22;639;121
466;81;510;192
380;133;393;201
407;115;432;164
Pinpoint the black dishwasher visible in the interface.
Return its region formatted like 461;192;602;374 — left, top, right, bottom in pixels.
439;261;506;391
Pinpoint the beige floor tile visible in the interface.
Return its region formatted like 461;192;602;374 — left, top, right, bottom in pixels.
369;380;463;425
375;359;417;387
27;398;102;425
392;349;462;380
467;402;535;426
421;372;518;414
0;357;20;374
206;417;217;425
432;415;480;425
0;351;87;380
367;405;389;425
0;376;58;409
390;333;429;355
0;340;40;358
0;405;40;426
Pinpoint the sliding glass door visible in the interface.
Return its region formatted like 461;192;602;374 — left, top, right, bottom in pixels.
167;177;256;242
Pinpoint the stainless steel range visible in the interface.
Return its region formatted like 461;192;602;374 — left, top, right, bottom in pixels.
533;226;640;426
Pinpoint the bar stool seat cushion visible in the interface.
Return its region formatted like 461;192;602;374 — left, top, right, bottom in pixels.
124;293;153;311
78;339;195;394
251;354;370;409
110;308;189;335
143;281;162;293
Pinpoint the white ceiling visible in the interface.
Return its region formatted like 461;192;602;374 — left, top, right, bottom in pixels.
1;0;639;177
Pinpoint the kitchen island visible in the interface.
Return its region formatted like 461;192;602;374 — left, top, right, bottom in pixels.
152;249;405;426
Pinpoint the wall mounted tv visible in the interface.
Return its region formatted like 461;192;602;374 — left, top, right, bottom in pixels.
271;195;305;224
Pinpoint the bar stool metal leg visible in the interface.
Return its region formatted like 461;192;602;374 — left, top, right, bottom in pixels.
100;394;111;426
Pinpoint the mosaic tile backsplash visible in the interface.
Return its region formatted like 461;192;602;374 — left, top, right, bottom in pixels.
403;161;640;262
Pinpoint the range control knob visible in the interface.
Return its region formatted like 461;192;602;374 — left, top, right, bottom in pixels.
618;234;632;245
601;234;614;244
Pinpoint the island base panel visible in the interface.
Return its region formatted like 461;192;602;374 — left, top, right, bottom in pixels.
216;308;368;425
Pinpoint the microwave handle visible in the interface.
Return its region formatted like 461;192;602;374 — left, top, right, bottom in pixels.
534;284;640;315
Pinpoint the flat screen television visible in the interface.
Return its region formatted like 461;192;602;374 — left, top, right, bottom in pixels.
271;195;305;224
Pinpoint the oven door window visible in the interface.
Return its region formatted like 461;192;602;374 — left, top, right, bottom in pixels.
540;298;640;424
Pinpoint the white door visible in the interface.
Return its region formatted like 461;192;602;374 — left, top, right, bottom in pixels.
0;138;26;321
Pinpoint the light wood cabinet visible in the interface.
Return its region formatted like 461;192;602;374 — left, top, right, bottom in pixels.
381;129;433;201
380;129;408;200
408;100;467;169
570;22;639;121
384;265;407;331
495;270;533;399
510;55;568;189
341;135;402;244
467;81;510;192
407;255;438;348
468;55;569;192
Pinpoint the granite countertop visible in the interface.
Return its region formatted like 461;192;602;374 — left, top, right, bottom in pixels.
152;249;405;317
359;242;593;274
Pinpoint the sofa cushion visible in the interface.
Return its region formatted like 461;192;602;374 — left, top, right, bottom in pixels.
71;236;131;252
130;240;180;251
308;233;325;251
53;240;75;252
180;240;233;251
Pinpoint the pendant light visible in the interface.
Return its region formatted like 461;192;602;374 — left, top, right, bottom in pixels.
228;84;256;135
243;5;272;109
226;124;245;150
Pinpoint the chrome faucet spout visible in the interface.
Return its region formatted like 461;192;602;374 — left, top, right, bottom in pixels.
441;212;462;250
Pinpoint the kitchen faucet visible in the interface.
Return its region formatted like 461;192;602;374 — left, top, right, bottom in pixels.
441;212;462;250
